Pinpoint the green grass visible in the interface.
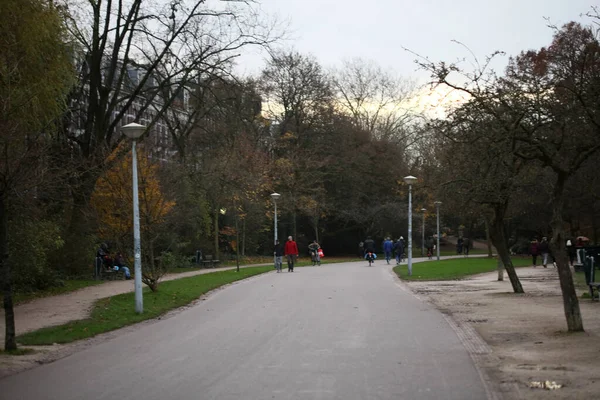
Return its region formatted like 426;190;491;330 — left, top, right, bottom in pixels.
393;256;532;281
14;280;104;305
17;266;274;346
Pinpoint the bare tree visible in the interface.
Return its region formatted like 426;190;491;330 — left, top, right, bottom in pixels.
57;0;279;253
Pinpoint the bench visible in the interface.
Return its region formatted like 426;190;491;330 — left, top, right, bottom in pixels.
94;256;125;281
201;254;220;268
583;255;600;301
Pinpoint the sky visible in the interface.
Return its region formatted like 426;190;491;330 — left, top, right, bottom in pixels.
235;0;597;83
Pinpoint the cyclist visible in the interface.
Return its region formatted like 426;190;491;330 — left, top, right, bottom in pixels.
308;240;321;266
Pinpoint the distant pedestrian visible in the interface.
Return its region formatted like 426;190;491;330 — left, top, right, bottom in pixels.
463;237;471;256
425;236;434;259
383;237;393;264
284;236;299;272
394;236;405;265
274;240;284;272
539;237;550;268
530;238;540;267
456;237;464;255
566;239;576;267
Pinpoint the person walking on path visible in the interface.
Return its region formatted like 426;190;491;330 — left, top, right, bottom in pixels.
566;239;576;267
530;238;540;267
456;237;464;255
274;240;284;272
394;237;405;265
463;237;471;257
539;237;550;268
383;237;394;264
284;236;299;272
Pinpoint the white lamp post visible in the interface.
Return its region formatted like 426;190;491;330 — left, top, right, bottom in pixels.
271;193;281;268
434;201;442;261
421;208;427;257
122;122;145;314
403;176;417;276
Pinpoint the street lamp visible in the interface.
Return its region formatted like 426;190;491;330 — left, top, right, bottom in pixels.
421;208;427;256
122;122;146;314
434;201;442;261
271;193;281;268
403;175;417;276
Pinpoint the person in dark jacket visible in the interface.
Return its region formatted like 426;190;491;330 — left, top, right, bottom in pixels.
114;252;132;279
530;238;540;267
394;237;405;265
463;237;471;256
539;237;550;268
456;237;464;255
274;240;284;272
383;237;394;264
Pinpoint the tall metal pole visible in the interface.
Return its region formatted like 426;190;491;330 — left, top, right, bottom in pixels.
132;140;143;314
274;201;278;245
435;202;441;261
421;211;425;256
407;184;413;276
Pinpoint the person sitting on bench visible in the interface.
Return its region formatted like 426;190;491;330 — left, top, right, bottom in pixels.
114;252;132;280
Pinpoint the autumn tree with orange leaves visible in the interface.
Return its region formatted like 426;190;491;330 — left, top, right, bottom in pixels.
91;144;175;290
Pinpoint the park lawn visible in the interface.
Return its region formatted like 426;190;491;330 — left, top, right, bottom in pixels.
14;280;104;305
17;266;273;346
393;257;532;281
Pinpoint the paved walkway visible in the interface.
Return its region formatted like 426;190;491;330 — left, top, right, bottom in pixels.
0;263;270;343
0;258;488;399
1;255;482;343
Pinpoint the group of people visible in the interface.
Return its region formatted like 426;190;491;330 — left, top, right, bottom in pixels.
529;237;587;268
360;236;406;265
96;243;132;279
274;237;324;272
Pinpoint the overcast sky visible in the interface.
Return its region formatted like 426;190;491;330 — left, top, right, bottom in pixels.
236;0;597;82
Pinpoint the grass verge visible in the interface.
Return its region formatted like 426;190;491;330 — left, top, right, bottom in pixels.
393;257;532;281
17;266;273;346
14;280;104;305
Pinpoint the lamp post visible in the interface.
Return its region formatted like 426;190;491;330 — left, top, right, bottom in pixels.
121;122;146;314
434;201;442;261
421;208;427;256
403;176;417;276
271;193;281;267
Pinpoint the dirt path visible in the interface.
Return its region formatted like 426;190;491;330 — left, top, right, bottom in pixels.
0;263;270;343
406;266;600;399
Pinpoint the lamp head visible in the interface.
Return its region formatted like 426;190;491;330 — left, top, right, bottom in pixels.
434;201;442;206
270;192;281;201
121;122;146;139
421;208;427;212
403;175;417;185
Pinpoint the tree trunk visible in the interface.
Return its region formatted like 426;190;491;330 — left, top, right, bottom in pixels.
487;205;524;293
484;220;493;258
213;207;219;260
241;217;246;257
497;256;504;281
551;173;584;332
0;196;17;351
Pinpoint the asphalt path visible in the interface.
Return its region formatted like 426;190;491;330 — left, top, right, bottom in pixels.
1;259;488;400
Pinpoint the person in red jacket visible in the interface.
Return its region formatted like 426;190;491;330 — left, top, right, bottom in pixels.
284;236;299;272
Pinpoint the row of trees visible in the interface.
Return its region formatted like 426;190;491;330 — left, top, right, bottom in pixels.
420;13;600;332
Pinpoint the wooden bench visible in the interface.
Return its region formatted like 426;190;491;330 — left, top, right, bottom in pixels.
201;254;220;268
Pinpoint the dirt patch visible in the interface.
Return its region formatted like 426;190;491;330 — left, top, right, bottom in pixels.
406;266;600;399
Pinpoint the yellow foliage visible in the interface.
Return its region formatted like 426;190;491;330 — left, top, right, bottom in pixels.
91;144;175;242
